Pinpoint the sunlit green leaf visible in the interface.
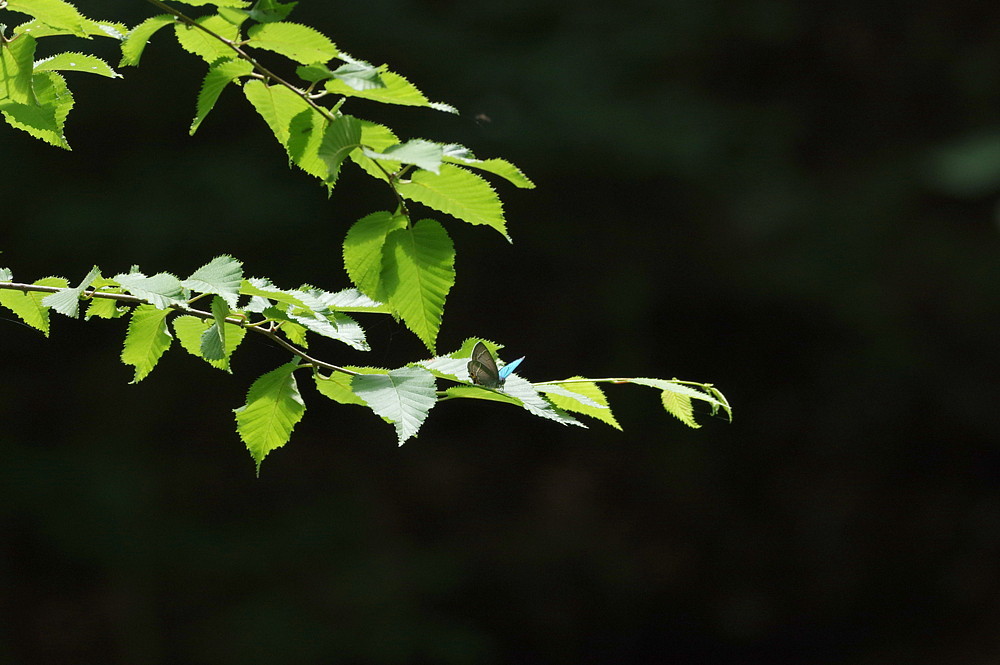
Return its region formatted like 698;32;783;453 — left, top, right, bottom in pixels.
246;21;337;64
397;164;508;239
190;58;254;134
181;255;243;307
234;361;305;473
120;304;173;383
380;219;455;353
352;366;437;445
119;14;175;67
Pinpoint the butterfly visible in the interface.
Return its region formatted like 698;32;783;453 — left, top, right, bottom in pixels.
468;341;525;389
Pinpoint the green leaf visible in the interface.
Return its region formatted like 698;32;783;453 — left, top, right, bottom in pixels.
659;389;698;428
380;219;455;353
40;265;99;317
397;164;508;239
311;287;390;314
119;14;175;67
246;21;337;64
239;277;309;310
14;18;125;40
243;78;311;145
174;15;240;64
33;52;120;78
629;378;731;427
121;304;173;383
537;380;621;430
85;297;126;320
324;69;430;107
169;0;251;6
363;139;443;174
291;309;368;349
5;0;90;37
442;144;535;189
329;61;384;91
244;0;297;22
342;211;406;299
190;58;254;134
234;361;305;473
443;384;521;404
199;295;230;360
0;276;67;335
352;366;437;445
316;113;361;185
0;70;73;149
1;34;38;104
502;376;586;427
181;255;243;307
114;271;186;309
172;314;246;372
286;107;329;180
348;120;399;181
313;371;365;405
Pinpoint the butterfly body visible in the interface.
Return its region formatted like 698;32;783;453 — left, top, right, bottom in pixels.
468;342;524;389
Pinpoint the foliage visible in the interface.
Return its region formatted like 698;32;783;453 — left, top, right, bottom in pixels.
0;0;730;472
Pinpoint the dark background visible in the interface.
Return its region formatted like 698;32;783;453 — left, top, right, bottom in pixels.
3;0;1000;663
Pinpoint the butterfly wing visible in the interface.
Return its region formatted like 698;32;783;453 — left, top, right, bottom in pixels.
498;356;525;381
468;342;500;388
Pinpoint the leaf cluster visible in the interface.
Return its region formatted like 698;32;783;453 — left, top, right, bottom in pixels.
0;0;731;472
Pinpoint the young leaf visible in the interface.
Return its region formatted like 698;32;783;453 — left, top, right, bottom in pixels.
342;211;407;299
40;265;99;318
351;366;437;445
363;139;443;174
396;164;508;239
0;276;67;335
33;52;120;78
181;255;243;307
190;58;254;134
174;15;241;64
245;22;337;64
1;71;74;149
628;377;730;425
659;388;698;428
114;271;186;309
380;219;456;353
234;361;305;473
537;380;621;430
5;0;90;38
119;14;175;67
121;304;173;383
